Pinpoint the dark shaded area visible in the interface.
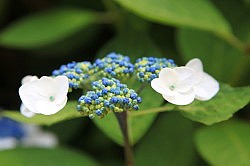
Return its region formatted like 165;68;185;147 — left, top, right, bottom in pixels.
0;0;113;110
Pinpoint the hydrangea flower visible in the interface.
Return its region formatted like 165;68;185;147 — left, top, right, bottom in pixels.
77;77;142;118
151;58;219;105
151;67;196;105
0;117;58;151
19;76;69;115
186;58;219;101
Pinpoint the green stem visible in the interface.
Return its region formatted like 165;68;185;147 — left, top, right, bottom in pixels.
230;55;250;85
136;84;146;95
132;105;176;116
217;33;246;53
115;112;134;166
96;11;119;24
101;0;123;29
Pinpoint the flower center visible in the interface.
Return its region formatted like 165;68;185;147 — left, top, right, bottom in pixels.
49;96;55;102
169;85;175;91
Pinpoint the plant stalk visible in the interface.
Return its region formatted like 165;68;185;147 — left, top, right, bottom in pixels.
115;112;134;166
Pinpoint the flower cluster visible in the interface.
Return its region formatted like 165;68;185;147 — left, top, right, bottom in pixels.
52;61;94;92
134;57;176;83
151;59;219;105
0;117;58;151
93;53;134;79
18;52;219;118
77;77;142;118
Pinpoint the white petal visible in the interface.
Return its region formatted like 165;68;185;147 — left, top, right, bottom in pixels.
35;97;67;115
21;75;38;84
151;78;169;95
186;58;203;72
54;76;69;104
174;67;195;81
162;90;195;105
0;137;18;151
20;104;35;118
19;82;46;113
159;68;179;85
36;76;58;97
194;72;219;101
174;67;196;92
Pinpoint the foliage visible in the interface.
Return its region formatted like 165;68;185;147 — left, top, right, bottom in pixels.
195;120;250;166
0;0;249;165
0;147;99;166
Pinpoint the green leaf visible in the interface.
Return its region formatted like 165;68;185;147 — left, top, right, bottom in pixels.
177;28;245;83
92;113;123;145
46;118;86;143
0;8;97;49
114;0;232;38
177;0;250;84
93;85;162;145
211;0;250;43
2;101;83;125
0;147;99;166
135;112;196;166
32;25;100;56
195;120;250;166
178;84;250;125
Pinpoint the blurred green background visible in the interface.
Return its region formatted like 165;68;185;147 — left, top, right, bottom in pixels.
0;0;249;165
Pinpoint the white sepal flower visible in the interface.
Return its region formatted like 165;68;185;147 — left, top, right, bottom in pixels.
19;76;69;115
20;75;39;118
186;58;219;101
151;67;196;105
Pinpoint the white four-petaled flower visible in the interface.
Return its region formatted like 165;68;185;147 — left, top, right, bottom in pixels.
19;76;69;116
186;58;219;101
151;58;219;105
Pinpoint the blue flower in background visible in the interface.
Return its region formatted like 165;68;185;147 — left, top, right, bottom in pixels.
0;117;25;139
0;117;58;151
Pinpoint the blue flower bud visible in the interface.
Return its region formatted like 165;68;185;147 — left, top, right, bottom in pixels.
84;97;92;104
130;93;137;99
137;97;142;103
95;109;102;116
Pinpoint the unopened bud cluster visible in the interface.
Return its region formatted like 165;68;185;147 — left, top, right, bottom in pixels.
77;78;142;118
93;53;134;79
